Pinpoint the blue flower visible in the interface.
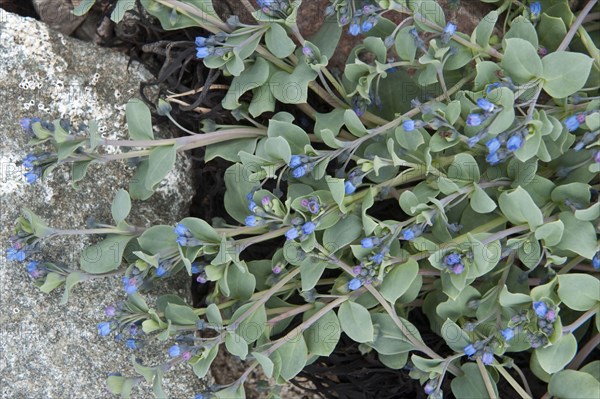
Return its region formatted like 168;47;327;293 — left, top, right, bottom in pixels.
191;263;201;274
194;394;204;399
401;227;420;240
245;215;258;227
501;328;515;341
123;277;138;295
292;165;307;178
530;2;541;18
302;221;316;235
289;155;302;168
6;246;26;262
168;345;181;357
248;200;257;212
125;339;138;350
344;181;356;195
443;22;457;36
195;36;207;47
463;344;476;357
24;170;40;184
20;118;32;131
361;237;375;249
174;223;188;236
481;351;494;365
402;119;416;132
533;301;547;318
486;137;501;153
467;136;481;148
486;82;501;93
97;322;111;337
285;228;300;240
349;22;361;36
486;151;501;165
156;266;167;278
593;251;600;270
477;98;495;113
176;236;188;246
466;114;483;127
196;46;211;59
22;154;37;168
362;19;375;33
370;252;385;265
348;278;362;291
444;252;461;266
564;115;580;132
506;134;524;152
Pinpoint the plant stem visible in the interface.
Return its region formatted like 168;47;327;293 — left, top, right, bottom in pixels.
477;358;499;399
562;306;598;333
227;268;301;332
264;295;349;355
568;333;600;370
495;364;533;399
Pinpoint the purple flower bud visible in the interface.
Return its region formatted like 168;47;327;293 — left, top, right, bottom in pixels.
181;351;192;361
272;265;282;275
352;265;362;275
302;46;313;57
307;199;320;214
261;196;271;206
196;274;207;284
105;306;116;317
451;263;465;275
463;344;476;356
285;228;300;240
168;345;181;357
466;113;483;127
348;278;362;291
545;309;557;322
532;301;547;318
125;339;137;350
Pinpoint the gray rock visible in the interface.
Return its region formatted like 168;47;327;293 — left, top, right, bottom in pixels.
0;10;209;399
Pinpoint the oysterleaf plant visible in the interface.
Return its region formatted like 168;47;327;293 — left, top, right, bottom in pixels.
9;0;600;398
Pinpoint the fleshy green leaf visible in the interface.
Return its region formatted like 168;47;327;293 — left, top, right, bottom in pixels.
542;52;593;98
338;301;374;343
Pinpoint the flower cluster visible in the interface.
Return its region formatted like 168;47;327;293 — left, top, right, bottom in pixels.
331;1;381;36
285;217;317;240
443;252;465;275
463;340;495;365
